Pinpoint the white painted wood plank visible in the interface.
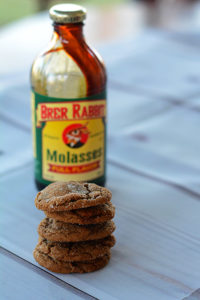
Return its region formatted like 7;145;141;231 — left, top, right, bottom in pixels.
1;163;200;299
0;79;31;131
182;289;200;300
0;248;91;300
0;120;32;175
108;135;200;197
106;31;200;100
107;88;173;135
117;105;200;170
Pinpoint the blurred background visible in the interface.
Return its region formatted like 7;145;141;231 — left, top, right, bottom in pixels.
1;0;200;42
1;0;200;77
1;0;200;72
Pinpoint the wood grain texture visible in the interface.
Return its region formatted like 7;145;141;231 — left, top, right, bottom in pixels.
182;289;200;300
0;247;94;300
1;163;200;299
1;11;200;299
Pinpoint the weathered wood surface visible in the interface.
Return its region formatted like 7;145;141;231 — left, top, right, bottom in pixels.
1;9;200;300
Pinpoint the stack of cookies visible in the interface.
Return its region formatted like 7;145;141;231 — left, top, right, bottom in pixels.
33;181;116;273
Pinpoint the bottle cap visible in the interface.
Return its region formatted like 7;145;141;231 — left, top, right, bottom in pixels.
49;4;87;24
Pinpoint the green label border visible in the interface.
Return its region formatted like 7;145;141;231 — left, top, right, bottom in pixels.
33;90;106;103
32;90;106;185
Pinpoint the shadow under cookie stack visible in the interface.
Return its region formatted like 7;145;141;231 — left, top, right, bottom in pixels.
33;181;116;274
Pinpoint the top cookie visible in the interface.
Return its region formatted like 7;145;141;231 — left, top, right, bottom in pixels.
35;181;112;212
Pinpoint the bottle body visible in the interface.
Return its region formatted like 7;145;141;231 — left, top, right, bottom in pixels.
31;23;106;189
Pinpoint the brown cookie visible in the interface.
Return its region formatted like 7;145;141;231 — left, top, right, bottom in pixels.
36;235;116;262
33;249;110;273
38;218;116;242
44;202;115;224
35;181;112;212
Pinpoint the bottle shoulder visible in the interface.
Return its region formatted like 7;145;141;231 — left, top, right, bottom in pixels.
31;34;106;97
32;38;106;77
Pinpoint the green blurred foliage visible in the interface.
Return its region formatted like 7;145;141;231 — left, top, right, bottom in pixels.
0;0;37;25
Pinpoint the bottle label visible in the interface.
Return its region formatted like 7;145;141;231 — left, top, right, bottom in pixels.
31;91;106;185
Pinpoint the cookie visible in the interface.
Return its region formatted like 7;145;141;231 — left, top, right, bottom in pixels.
44;202;115;224
36;235;116;262
35;181;112;212
33;249;110;273
38;218;116;242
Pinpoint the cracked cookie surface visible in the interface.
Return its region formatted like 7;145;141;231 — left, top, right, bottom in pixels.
44;202;115;224
33;249;110;273
38;218;116;242
35;181;112;212
36;235;115;261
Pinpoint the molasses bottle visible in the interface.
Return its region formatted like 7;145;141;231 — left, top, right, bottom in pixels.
31;4;107;190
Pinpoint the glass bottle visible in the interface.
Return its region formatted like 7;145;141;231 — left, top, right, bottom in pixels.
31;4;107;190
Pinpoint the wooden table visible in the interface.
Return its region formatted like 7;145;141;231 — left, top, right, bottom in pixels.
1;3;200;300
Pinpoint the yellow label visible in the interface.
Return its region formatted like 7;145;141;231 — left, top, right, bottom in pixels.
35;99;106;182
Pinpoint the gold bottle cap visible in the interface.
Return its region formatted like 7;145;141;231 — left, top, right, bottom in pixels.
49;4;87;24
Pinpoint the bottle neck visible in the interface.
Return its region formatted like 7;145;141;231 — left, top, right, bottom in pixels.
53;22;85;42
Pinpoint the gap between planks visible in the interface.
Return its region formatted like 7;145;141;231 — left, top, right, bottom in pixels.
182;288;200;300
1;155;200;203
0;246;98;300
109;79;200;113
108;157;200;201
